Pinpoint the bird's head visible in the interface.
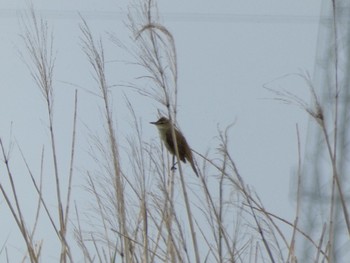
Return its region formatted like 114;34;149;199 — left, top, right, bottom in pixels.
150;117;171;130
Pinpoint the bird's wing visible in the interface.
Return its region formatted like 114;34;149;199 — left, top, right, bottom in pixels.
165;129;186;162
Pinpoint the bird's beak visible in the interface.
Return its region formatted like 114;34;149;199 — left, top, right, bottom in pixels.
150;121;156;125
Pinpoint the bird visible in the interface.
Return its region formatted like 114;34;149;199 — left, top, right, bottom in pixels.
150;117;199;177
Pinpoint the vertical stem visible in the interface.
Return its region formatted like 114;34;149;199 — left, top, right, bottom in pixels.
80;19;131;262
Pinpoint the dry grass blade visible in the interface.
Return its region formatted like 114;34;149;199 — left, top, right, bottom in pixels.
80;15;133;261
20;7;73;262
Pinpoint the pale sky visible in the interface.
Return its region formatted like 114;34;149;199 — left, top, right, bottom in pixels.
0;1;323;261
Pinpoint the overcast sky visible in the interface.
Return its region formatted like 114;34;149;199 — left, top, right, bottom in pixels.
0;1;323;261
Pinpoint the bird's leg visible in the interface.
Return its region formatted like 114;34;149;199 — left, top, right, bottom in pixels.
171;155;178;171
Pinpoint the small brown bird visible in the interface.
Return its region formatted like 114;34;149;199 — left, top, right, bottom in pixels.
150;117;198;177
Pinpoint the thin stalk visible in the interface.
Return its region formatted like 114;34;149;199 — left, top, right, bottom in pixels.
64;90;78;228
287;125;302;262
0;140;38;262
169;119;201;263
80;18;130;262
328;2;339;259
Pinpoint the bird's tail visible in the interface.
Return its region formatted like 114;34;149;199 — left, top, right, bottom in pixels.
189;157;199;177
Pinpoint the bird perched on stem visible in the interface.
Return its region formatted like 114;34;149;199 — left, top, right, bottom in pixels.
150;117;199;177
